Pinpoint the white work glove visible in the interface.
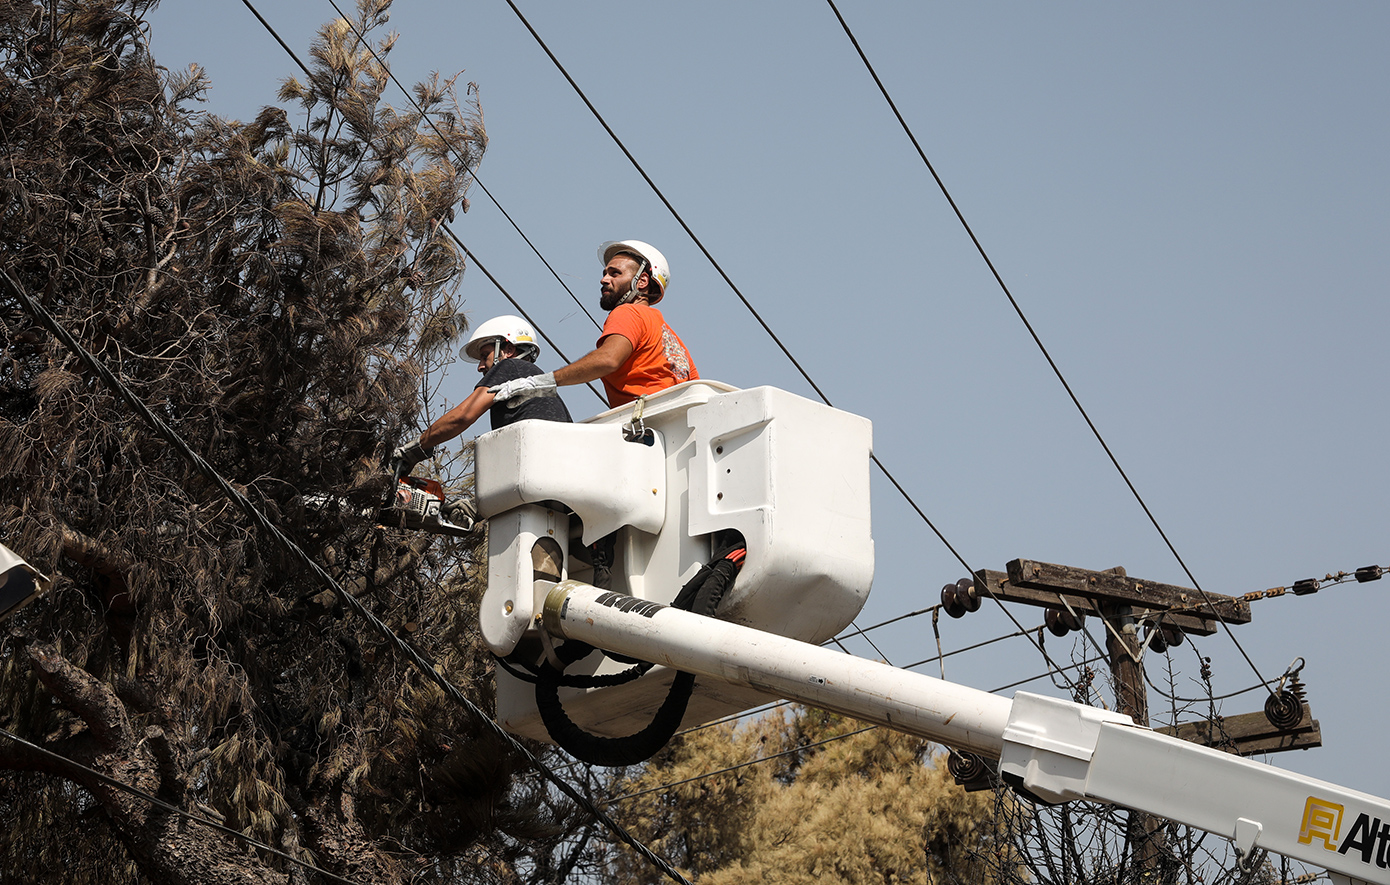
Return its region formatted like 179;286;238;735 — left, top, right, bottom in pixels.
390;435;433;477
489;371;556;404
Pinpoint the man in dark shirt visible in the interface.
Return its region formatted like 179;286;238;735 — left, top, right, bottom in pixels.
390;315;571;527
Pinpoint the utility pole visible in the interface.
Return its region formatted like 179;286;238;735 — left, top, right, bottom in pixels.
945;559;1316;884
1095;569;1162;878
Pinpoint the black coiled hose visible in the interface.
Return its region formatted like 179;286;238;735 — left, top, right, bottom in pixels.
533;548;743;766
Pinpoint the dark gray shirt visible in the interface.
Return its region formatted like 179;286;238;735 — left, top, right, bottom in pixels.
477;359;572;429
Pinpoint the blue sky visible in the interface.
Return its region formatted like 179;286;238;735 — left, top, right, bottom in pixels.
147;2;1390;800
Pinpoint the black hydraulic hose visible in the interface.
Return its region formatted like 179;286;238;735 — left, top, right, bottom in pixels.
535;551;743;766
536;657;698;767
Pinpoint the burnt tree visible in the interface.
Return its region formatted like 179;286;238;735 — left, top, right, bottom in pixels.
0;1;581;882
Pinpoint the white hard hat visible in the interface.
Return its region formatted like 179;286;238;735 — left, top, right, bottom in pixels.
599;240;670;303
462;315;540;362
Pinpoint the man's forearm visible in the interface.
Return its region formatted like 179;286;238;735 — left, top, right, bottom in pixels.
553;355;614;387
420;388;491;448
553;337;631;386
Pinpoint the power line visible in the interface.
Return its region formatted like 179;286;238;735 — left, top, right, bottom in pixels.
1144;640;1291;706
494;0;1086;700
496;0;833;407
829;620;893;665
320;0;603;332
1;269;692;885
1146;671;1269;706
307;0;1277;717
833;616;1042;682
851;618;892;663
1238;564;1385;603
237;0;607;408
250;0;1180;783
832;603;939;643
359;0;1035;680
254;0;1235;733
438;224;606;406
0;727;370;885
822;0;1276;699
898;625;1036;671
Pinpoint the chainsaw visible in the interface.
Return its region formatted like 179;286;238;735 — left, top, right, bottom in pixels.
378;474;475;537
303;472;475;538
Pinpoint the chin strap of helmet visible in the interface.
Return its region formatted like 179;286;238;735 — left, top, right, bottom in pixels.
619;257;650;306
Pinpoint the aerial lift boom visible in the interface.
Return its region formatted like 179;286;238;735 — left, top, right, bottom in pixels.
542;577;1390;885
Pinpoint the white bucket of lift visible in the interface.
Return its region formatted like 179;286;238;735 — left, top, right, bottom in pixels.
474;381;874;742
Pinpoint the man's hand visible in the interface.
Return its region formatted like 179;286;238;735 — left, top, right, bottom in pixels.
390;435;433;478
489;371;556;404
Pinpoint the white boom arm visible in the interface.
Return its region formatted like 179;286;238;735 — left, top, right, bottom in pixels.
543;579;1390;885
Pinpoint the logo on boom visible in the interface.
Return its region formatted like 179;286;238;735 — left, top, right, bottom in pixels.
1300;796;1343;850
1301;796;1390;869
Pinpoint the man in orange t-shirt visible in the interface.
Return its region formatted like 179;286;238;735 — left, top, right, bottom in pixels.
490;239;698;409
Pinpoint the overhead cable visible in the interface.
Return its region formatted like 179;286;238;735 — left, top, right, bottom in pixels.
0;727;369;885
321;0;602;331
1241;564;1385;603
833;603;941;643
239;0;606;407
823;0;1275;698
262;0;1071;700
609;725;879;805
899;625;1035;671
491;0;973;569
439;225;606;405
497;0;834;406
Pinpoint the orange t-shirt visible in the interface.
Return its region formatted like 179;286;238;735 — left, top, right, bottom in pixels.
598;303;699;407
